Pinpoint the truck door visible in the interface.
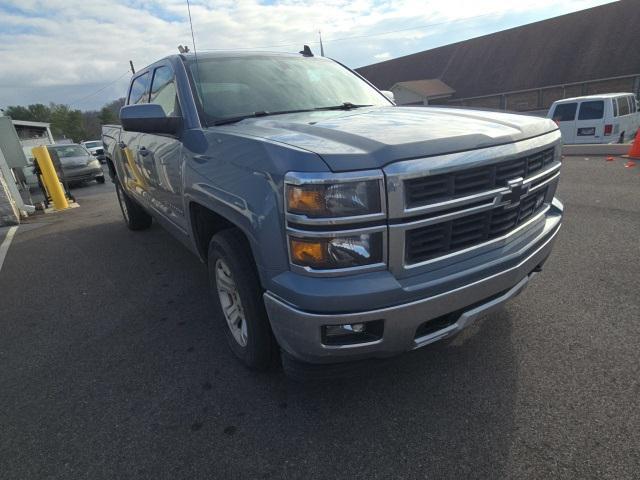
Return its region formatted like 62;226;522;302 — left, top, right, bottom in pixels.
120;71;152;204
575;100;605;144
550;102;577;144
137;64;187;231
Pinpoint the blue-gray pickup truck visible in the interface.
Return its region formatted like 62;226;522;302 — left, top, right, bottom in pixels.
102;50;563;374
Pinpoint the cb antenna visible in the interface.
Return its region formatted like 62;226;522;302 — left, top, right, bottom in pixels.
186;0;203;98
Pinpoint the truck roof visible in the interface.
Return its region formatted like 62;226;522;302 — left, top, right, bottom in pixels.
135;50;320;75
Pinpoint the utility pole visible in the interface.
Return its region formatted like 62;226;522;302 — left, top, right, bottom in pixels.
319;31;325;56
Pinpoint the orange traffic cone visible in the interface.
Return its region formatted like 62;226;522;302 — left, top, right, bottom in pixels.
626;128;640;159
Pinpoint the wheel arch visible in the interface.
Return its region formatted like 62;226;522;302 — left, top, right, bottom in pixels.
188;201;265;286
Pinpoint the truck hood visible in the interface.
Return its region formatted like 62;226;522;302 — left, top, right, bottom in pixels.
225;106;558;172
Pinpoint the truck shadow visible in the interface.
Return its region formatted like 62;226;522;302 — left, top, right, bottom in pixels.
2;210;518;479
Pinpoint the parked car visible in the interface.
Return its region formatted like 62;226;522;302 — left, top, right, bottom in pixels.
547;93;639;144
47;144;105;184
103;50;563;374
20;147;39;188
81;140;107;163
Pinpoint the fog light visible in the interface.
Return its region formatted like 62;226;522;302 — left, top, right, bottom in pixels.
322;320;384;346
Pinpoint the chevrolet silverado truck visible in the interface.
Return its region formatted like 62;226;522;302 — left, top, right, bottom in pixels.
102;50;563;373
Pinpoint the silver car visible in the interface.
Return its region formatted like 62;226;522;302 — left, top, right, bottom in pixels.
47;144;105;184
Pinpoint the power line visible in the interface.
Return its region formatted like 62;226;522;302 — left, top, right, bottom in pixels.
68;70;131;107
199;12;495;52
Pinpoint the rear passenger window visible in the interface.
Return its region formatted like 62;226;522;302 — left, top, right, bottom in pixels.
552;103;577;122
629;96;637;113
617;97;630;116
150;66;179;116
128;73;150;105
578;101;604;120
612;99;618;117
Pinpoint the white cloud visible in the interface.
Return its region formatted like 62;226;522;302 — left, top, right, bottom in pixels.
0;0;614;110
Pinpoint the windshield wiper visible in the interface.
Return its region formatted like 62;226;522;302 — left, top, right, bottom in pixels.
212;103;374;126
314;102;373;111
213;109;316;126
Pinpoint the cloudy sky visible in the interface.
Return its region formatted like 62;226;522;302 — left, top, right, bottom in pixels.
0;0;615;111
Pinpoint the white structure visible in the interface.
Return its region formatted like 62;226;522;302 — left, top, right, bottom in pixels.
11;120;55;160
390;79;455;106
0;147;22;225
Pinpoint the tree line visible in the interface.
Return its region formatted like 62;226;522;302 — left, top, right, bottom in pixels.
3;98;125;142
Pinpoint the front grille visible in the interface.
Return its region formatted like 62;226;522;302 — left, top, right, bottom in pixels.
405;147;554;208
405;187;548;264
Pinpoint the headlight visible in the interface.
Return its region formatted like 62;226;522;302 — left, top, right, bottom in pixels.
289;231;384;270
286;180;382;218
285;171;386;274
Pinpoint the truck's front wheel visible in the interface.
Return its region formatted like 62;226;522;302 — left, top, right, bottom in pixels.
208;229;275;370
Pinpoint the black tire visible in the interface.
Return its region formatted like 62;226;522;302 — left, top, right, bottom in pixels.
208;229;276;370
115;180;152;230
96;175;105;184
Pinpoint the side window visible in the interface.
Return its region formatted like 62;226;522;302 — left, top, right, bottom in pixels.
552;103;577;122
150;66;179;116
629;96;637;113
578;101;604;120
618;97;630;116
128;73;150;105
612;99;618;117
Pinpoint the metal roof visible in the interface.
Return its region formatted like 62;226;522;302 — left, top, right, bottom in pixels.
391;79;455;99
11;120;51;128
356;0;640;100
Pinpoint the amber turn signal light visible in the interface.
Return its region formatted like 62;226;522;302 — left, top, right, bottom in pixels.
289;237;327;267
287;185;325;216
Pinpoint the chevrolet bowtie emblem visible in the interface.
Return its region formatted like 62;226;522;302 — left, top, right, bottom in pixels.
504;178;529;208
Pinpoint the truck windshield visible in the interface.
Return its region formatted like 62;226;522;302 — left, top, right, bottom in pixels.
186;55;390;125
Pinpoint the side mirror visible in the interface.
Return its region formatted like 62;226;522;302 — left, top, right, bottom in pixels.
120;104;181;135
380;90;395;104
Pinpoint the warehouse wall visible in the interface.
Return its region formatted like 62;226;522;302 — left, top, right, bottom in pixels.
444;75;640;113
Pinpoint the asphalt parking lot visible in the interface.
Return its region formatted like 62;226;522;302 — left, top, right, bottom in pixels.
1;157;639;479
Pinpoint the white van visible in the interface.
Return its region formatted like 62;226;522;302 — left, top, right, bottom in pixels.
547;93;639;144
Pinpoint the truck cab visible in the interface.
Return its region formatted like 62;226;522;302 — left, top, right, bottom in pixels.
103;51;563;374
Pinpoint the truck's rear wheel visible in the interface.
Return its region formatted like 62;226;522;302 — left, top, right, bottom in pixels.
115;180;152;230
208;229;275;370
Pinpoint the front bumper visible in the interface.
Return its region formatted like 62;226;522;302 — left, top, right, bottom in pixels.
63;167;104;182
264;200;562;364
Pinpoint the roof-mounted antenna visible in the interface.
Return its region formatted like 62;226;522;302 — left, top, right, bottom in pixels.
185;0;203;100
299;45;314;57
178;45;190;54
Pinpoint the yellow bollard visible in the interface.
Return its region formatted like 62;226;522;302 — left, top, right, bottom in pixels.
32;145;69;211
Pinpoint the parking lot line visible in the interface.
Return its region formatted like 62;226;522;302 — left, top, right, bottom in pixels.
0;226;18;273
